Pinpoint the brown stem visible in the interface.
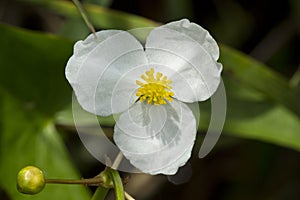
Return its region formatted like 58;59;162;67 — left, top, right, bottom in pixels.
45;178;103;185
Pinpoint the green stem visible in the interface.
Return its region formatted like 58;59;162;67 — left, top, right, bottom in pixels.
72;0;96;37
91;187;110;200
45;178;103;185
109;169;125;200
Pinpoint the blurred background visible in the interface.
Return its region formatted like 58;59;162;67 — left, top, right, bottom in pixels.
0;0;300;200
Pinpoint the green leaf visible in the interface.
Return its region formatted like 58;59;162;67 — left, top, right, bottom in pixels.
197;76;300;152
25;0;160;30
225;105;300;151
0;92;91;200
0;23;73;117
58;17;90;40
0;23;90;200
220;44;300;117
83;0;114;7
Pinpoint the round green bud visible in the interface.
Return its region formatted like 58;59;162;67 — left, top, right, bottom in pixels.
17;166;45;194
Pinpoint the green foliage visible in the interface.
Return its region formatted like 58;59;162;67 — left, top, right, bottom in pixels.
0;93;91;200
0;24;90;199
220;45;300;117
0;23;73;117
218;45;300;151
220;77;300;151
83;0;114;7
26;0;159;30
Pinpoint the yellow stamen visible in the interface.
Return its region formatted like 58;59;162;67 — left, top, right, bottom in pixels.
136;68;174;105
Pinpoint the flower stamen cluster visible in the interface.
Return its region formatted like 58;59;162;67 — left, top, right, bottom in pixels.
136;68;174;105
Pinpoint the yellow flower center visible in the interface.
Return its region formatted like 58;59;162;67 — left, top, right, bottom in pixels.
136;68;174;105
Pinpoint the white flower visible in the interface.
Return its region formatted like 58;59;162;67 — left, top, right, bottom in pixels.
66;19;222;175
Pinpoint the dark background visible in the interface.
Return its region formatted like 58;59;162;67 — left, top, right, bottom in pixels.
1;0;300;199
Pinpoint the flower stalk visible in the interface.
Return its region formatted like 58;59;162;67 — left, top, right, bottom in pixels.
72;0;97;38
17;166;134;200
45;177;104;186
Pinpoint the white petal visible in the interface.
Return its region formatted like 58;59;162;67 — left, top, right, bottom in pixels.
145;19;222;102
66;31;147;116
149;144;193;175
113;100;197;175
66;30;121;84
162;19;220;60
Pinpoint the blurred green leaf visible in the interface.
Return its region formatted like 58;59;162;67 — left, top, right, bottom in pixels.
58;17;90;40
221;77;300;152
290;66;300;87
83;0;114;7
197;49;300;151
25;0;160;30
0;92;91;200
0;22;90;200
220;45;300;117
0;23;73;117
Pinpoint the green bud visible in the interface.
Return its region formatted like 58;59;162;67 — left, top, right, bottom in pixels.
17;166;45;194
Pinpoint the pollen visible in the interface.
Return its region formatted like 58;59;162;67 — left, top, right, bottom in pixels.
136;68;174;105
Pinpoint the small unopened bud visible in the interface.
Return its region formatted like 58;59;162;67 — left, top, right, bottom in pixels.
17;166;45;194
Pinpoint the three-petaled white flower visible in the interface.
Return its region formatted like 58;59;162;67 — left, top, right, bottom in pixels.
66;19;222;175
